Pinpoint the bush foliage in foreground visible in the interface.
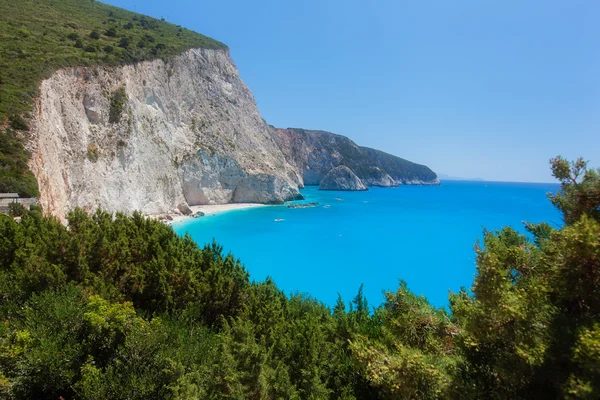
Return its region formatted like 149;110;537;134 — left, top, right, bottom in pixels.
0;156;599;399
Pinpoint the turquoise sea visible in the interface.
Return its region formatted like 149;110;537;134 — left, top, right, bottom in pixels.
173;181;562;309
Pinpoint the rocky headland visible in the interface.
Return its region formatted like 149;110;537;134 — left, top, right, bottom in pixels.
272;128;439;189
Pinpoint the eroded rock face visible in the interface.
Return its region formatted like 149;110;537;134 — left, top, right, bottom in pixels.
28;49;301;220
360;167;397;187
180;152;246;205
177;203;193;215
319;166;368;191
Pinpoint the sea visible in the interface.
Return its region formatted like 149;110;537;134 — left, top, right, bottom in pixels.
173;181;562;309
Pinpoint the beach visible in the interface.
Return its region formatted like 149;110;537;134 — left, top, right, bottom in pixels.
156;203;268;224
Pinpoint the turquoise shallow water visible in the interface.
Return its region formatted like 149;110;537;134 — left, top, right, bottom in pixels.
174;181;561;309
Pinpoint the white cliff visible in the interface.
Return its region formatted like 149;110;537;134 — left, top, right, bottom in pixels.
28;48;302;219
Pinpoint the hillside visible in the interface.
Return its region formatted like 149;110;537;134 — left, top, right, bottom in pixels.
273;127;439;187
0;0;226;197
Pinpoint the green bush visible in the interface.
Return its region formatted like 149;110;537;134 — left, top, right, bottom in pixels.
8;202;26;217
104;27;117;37
108;87;127;124
87;143;100;162
0;129;39;197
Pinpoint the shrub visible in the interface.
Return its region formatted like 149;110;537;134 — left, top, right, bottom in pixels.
108;87;127;124
8;114;29;131
8;202;26;217
104;27;117;37
87;143;99;162
118;37;130;48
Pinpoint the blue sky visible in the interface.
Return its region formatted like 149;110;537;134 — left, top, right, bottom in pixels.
104;0;599;182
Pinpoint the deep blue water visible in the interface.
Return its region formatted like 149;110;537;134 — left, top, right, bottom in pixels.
173;181;561;309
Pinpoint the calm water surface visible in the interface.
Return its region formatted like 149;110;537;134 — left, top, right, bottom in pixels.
174;181;561;308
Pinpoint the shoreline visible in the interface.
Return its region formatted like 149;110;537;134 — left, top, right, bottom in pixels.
152;203;269;225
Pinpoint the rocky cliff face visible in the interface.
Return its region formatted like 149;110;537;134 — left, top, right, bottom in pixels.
272;128;439;187
28;49;302;219
319;166;367;191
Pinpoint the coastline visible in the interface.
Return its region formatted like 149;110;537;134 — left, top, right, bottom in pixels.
153;203;269;225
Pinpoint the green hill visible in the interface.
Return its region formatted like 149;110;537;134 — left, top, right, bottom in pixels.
0;0;226;196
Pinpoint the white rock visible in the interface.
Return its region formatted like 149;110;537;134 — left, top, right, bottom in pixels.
27;49;301;221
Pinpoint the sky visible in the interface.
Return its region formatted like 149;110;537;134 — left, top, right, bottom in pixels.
104;0;599;182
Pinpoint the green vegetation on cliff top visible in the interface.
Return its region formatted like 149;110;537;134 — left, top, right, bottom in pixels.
0;0;226;196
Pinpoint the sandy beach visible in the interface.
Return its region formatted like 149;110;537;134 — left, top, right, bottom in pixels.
164;203;268;224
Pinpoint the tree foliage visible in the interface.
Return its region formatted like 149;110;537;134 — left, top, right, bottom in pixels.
0;157;599;398
549;156;600;224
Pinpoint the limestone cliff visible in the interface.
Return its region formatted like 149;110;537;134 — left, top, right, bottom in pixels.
272;128;439;187
28;49;302;219
27;48;439;221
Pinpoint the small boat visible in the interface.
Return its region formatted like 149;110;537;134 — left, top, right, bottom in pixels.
324;205;330;208
274;218;284;222
335;197;343;201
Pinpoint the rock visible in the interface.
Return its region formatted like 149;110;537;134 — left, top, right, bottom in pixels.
319;166;368;191
287;202;319;209
360;167;397;187
181;152;246;205
166;214;173;221
193;211;205;218
177;202;192;215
